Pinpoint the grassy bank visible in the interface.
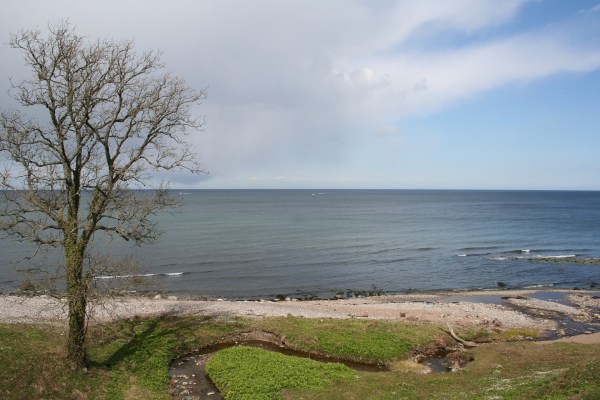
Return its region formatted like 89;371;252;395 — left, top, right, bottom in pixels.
0;316;599;399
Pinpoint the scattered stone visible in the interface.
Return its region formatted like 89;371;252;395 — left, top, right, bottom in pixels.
445;351;475;372
167;295;178;300
153;294;162;300
71;389;87;400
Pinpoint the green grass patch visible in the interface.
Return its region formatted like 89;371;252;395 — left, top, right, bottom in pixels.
0;316;249;399
1;314;599;400
458;327;543;342
285;341;600;400
206;346;355;400
0;324;111;399
253;317;441;363
88;315;249;391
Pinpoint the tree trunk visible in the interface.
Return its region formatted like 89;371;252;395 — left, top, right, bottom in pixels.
65;244;87;367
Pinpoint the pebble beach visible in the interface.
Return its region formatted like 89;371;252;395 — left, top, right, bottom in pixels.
2;290;599;342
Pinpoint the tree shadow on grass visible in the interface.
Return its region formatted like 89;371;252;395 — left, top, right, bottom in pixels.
92;313;215;369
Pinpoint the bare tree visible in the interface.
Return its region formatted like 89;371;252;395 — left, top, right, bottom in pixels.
0;21;205;366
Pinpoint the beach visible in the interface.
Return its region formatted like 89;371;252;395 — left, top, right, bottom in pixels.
2;289;599;341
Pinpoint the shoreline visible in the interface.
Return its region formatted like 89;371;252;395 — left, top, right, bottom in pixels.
1;289;599;340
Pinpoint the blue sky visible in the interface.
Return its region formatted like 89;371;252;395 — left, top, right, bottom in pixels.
1;0;600;189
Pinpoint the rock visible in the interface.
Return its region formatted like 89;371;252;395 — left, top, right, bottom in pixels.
71;389;87;400
153;294;162;300
167;295;178;300
445;351;475;371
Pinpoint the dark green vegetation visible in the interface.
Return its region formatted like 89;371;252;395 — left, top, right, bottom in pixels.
1;315;599;399
206;346;354;400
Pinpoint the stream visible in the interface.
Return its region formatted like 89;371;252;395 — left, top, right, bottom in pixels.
168;331;459;400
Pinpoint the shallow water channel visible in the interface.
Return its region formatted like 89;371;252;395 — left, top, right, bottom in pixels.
169;339;395;399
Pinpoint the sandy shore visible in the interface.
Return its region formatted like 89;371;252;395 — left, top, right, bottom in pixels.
1;290;599;339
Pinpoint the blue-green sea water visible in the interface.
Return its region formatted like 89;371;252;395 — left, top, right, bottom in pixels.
2;190;600;298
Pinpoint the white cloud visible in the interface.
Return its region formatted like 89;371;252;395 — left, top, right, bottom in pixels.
580;3;600;14
337;29;600;118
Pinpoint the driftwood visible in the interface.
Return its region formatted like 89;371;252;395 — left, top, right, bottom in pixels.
446;323;480;347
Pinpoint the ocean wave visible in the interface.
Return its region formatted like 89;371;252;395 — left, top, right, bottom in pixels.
457;252;493;257
526;254;576;259
371;258;410;264
488;256;508;261
523;283;555;289
460;246;500;251
94;272;189;280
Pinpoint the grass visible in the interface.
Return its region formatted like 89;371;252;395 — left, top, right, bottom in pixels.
252;317;442;363
206;346;355;400
0;316;599;399
458;327;543;342
284;342;600;400
0;324;111;399
0;316;249;399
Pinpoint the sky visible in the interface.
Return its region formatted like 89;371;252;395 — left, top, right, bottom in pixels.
1;0;600;190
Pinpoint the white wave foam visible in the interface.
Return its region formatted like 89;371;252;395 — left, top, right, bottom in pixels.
94;272;187;280
521;249;530;253
489;256;508;261
457;254;467;257
533;254;576;259
523;283;554;289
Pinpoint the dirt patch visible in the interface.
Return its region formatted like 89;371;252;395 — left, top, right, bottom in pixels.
536;332;600;345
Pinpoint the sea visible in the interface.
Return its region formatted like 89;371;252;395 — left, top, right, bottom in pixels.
1;190;600;299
